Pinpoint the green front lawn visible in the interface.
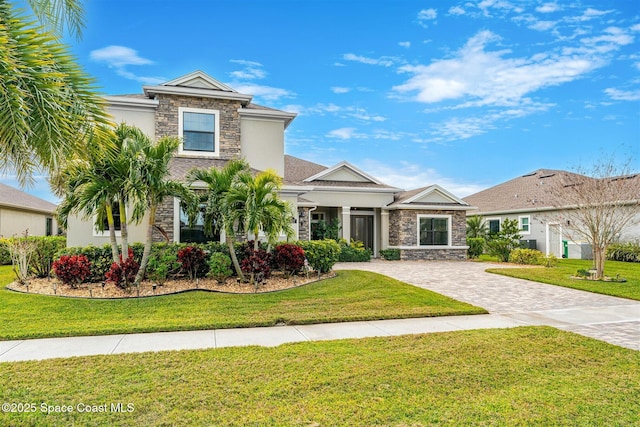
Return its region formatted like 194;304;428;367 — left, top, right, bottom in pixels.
0;266;485;340
486;259;640;300
2;327;638;426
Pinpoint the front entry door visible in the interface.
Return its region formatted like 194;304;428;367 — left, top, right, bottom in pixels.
351;215;374;251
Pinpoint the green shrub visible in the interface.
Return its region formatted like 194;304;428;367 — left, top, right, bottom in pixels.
338;239;371;262
207;252;233;284
379;248;401;261
467;237;485;259
29;236;66;278
509;248;545;265
606;242;640;263
297;239;340;273
576;268;590;278
0;237;11;265
146;246;180;285
486;219;522;262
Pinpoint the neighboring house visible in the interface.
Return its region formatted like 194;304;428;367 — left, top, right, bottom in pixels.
66;71;473;260
0;183;57;237
463;169;640;259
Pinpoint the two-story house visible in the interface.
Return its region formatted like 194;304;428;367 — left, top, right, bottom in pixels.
65;71;473;260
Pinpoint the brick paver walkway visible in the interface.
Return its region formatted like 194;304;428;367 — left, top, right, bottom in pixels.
335;260;640;350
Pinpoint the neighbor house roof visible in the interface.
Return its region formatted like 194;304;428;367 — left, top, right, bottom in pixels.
463;169;639;214
0;183;57;214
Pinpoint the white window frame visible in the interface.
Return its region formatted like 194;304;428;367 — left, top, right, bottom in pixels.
178;107;220;157
417;214;452;247
519;215;531;235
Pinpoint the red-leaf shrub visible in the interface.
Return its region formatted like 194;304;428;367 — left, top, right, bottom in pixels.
105;249;139;289
240;246;272;285
177;246;206;280
52;255;91;288
274;243;305;277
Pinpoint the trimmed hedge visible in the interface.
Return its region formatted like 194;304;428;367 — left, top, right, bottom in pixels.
0;236;66;275
297;239;340;273
379;248;401;261
337;239;372;262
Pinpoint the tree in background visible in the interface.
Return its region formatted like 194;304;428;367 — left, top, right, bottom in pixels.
466;215;488;239
486;219;521;262
0;0;109;185
549;157;639;279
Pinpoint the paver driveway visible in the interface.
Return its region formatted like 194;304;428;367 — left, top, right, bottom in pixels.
335;260;640;350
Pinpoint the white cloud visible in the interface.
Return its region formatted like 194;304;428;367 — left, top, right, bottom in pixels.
448;6;465;16
229;59;267;80
327;128;360;139
572;8;613;22
331;86;351;94
398;41;411;48
90;45;163;84
228;83;295;101
342;53;396;67
529;20;556;31
604;88;640;101
536;2;560;13
392;29;611;108
90;45;153;67
631;24;640;32
359;159;486;196
418;8;437;20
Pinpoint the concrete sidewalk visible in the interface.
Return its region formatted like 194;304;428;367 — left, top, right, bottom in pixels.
0;314;522;363
2;260;638;363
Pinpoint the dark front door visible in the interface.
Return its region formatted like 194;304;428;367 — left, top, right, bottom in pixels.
351;215;374;251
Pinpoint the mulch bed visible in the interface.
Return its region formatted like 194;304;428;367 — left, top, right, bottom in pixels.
6;271;336;298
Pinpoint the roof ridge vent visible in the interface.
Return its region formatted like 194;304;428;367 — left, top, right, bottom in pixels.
539;173;555;179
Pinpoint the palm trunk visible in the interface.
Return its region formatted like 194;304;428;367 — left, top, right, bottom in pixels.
105;204;120;263
253;228;260;251
119;201;129;261
226;234;245;282
135;205;156;285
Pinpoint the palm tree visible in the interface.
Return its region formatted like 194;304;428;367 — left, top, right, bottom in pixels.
466;215;488;239
133;134;195;285
0;0;110;186
55;124;147;263
186;159;251;282
228;169;294;251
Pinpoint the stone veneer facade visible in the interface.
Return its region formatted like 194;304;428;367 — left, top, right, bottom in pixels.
155;94;242;159
297;207;311;241
152;94;243;240
388;209;467;261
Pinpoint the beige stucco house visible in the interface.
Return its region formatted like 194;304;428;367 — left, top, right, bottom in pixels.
66;71;473;260
0;183;57;238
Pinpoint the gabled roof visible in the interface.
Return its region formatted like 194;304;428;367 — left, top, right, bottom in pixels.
462;168;637;214
303;161;385;185
143;70;253;105
0;183;57;214
283;156;398;190
388;185;472;210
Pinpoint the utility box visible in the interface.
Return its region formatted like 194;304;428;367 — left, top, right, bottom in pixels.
568;242;592;260
520;239;537;250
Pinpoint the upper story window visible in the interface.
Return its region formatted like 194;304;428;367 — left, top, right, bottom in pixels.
178;107;220;156
418;215;451;246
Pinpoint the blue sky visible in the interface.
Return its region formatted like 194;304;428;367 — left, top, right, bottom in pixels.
7;0;640;202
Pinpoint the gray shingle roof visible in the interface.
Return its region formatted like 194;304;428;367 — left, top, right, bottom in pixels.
463;169;639;214
0;183;57;213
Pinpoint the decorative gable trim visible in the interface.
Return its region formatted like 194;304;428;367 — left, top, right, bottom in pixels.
162;70;236;92
303;161;385;185
403;185;469;206
143;71;252;104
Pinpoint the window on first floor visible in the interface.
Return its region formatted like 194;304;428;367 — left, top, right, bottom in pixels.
45;217;53;236
179;107;219;155
179;204;220;243
418;215;450;246
488;218;500;235
94;202;121;236
519;216;530;234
